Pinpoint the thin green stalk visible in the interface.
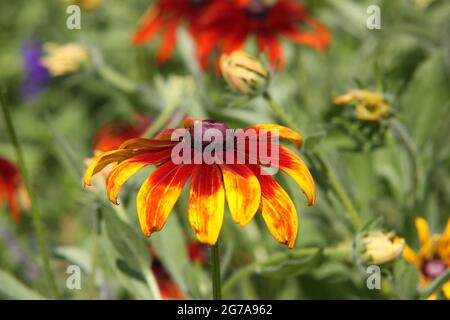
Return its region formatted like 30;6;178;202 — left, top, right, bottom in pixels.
262;91;362;230
389;119;421;203
419;268;450;299
222;246;350;294
211;241;222;300
141;99;179;138
0;89;60;299
86;209;101;300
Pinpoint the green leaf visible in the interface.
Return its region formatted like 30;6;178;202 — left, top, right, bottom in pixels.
393;259;419;299
0;270;45;300
260;249;324;278
53;246;91;273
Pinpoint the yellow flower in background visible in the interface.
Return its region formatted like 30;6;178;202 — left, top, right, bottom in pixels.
403;217;450;299
67;0;102;10
40;43;88;77
361;231;405;265
334;89;390;122
220;50;269;95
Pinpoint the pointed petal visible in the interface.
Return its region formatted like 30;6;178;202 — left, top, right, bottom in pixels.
415;217;431;246
249;165;298;248
219;164;261;227
132;7;163;44
278;146;316;206
137;161;192;237
156;19;180;63
443;281;450;299
118;138;177;150
243;124;303;148
105;149;173;204
443;218;450;240
188;164;225;245
257;34;285;71
403;245;420;267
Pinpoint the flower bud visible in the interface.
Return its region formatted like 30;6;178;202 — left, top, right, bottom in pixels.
40;43;88;77
219;50;269;95
359;231;405;265
334;89;390;121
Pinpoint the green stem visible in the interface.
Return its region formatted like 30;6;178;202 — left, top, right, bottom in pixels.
389;119;421;203
419;268;450;299
222;246;350;294
0;88;60;299
141;100;179;138
86;209;101;300
211;241;222;300
263;91;362;230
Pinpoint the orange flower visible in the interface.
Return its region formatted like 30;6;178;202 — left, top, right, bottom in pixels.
93;116;151;153
403;217;450;299
84;117;315;248
0;157;29;222
131;0;213;63
197;0;331;69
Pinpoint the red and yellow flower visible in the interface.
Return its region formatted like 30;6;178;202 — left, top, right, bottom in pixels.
0;157;29;222
84;117;315;248
403;217;450;299
197;0;331;69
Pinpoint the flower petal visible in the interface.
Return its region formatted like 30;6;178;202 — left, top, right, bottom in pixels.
249;165;298;248
119;138;177;150
84;149;143;186
403;245;420;267
219;164;261;227
243;124;303;148
188;164;225;245
137;161;192;237
106;150;172;204
277;146;316;206
443;281;450;299
415;217;431;246
132;7;163;44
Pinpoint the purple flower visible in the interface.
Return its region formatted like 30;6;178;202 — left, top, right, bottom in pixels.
21;40;50;100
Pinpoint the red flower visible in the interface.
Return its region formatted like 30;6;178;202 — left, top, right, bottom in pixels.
197;0;331;69
0;158;26;221
93;116;151;153
132;0;212;63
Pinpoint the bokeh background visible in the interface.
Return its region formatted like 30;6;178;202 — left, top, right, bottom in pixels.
0;0;449;299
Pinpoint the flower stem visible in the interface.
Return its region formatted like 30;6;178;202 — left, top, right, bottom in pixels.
211;241;222;300
262;91;362;230
86;208;101;300
0;88;60;299
419;268;450;299
222;246;350;294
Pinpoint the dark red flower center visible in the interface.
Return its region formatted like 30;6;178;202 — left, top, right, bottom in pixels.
244;0;270;19
189;120;229;149
422;259;447;279
188;0;208;6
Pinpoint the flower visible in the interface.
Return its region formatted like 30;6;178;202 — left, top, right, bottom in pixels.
197;0;330;69
40;43;88;77
132;0;213;63
21;40;50;100
84;117;316;248
333;89;390;122
93;116;152;153
0;158;29;222
403;217;450;299
67;0;102;10
220;50;269;95
359;231;405;265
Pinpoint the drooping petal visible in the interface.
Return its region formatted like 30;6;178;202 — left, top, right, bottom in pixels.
257;33;285;70
219;164;260;226
118;138;177;150
283;18;331;51
84;149;142;186
105;150;173;204
443;281;450;299
277;146;316;206
403;245;420;267
156;19;180;63
137;161;192;236
188;164;225;245
249;165;298;248
415;217;431;246
243;124;303;148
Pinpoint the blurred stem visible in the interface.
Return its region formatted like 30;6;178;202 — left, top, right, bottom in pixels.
263;91;362;230
222;246;350;295
419;269;450;299
389;119;421;203
87;208;102;300
141;98;179;138
211;240;222;300
0;88;60;299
